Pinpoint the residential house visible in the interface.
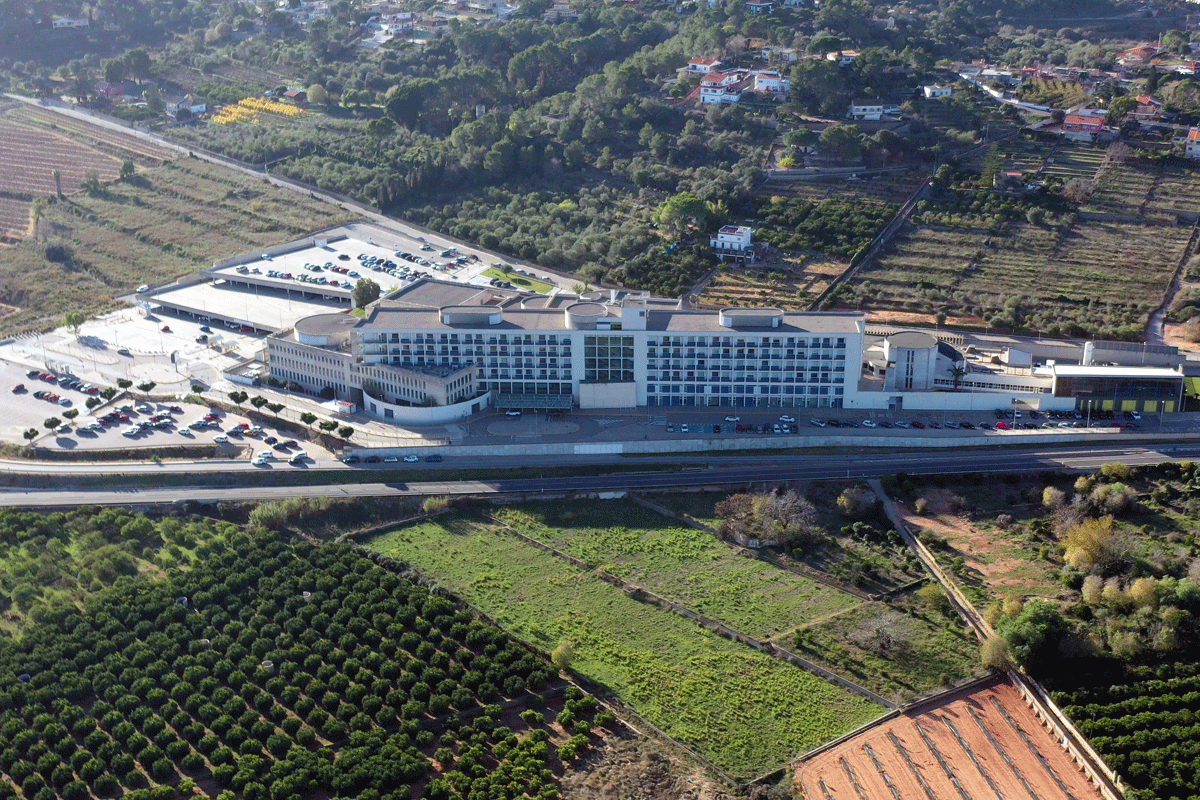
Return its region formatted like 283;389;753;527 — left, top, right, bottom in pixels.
282;89;307;104
711;225;755;263
699;70;749;104
1186;128;1200;159
1132;95;1164;122
753;70;790;98
164;95;207;118
543;1;579;19
682;56;723;76
871;14;895;28
848;99;884;120
745;0;773;12
761;46;799;64
1062;113;1104;142
825;50;859;67
52;16;89;28
922;84;952;98
1117;43;1161;65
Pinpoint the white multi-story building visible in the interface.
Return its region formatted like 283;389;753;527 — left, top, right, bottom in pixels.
848;99;884;120
710;225;754;262
699;70;748;104
753;70;791;97
266;280;864;423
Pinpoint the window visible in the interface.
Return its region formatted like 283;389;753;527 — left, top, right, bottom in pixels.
583;335;635;382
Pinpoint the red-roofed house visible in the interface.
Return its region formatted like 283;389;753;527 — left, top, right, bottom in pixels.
1132;95;1163;122
1186;128;1200;160
1117;43;1161;65
700;70;750;104
683;57;723;75
825;50;859;67
1062;113;1103;142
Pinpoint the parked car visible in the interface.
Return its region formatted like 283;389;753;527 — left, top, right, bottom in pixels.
779;415;796;423
861;420;878;428
12;384;23;393
505;410;521;416
724;415;740;422
403;455;419;462
425;454;442;462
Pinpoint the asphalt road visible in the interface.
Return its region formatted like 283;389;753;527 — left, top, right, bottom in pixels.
3;441;1198;508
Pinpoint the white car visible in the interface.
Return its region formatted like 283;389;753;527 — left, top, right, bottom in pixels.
1131;411;1141;420
893;420;911;429
779;415;796;423
724;415;740;422
122;427;140;437
253;457;270;466
214;435;228;443
384;455;399;463
403;455;419;462
861;420;878;428
257;451;274;460
505;410;521;416
809;419;826;427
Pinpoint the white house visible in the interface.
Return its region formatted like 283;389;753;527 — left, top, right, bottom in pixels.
761;46;799;63
52;16;90;28
922;84;952;98
699;70;748;105
753;70;791;97
1186;128;1200;159
848;99;884;120
711;225;754;262
164;95;207;117
825;50;859;67
682;56;723;75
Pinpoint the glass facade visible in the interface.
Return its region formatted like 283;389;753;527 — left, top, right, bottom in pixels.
583;335;635;383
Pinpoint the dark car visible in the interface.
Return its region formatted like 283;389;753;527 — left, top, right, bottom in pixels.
365;455;381;463
264;436;278;445
342;455;360;464
425;454;443;462
12;384;23;393
282;439;297;447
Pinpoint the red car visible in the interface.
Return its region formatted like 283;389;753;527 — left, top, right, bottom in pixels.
118;414;130;422
995;421;1011;430
911;421;926;429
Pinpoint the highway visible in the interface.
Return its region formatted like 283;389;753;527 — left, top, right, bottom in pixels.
3;441;1198;508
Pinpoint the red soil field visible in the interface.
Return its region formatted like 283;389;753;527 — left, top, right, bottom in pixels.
796;675;1104;800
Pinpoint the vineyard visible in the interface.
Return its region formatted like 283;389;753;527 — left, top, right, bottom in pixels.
0;509;607;800
1053;661;1200;799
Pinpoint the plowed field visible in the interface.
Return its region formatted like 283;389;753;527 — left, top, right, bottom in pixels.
796;676;1104;800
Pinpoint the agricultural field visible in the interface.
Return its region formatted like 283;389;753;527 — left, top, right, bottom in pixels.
848;211;1190;339
759;172;925;206
1053;661;1200;800
0;510;612;800
489;501;860;641
0;151;351;334
792;593;982;700
796;676;1105;800
0;101;173;241
366;508;886;778
697;260;843;310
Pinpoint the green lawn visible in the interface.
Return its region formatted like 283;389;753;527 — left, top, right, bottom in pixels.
491;501;860;640
366;513;884;778
482;267;553;293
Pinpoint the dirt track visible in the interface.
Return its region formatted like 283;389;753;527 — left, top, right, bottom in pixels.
796;675;1103;800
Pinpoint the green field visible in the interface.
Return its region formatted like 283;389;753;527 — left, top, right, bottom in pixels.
366;511;884;777
490;502;860;640
793;595;982;701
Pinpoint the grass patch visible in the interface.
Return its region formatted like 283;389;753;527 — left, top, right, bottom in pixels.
792;595;982;702
366;510;884;777
481;267;553;293
492;500;861;640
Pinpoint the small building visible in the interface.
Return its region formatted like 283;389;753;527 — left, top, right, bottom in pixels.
1062;113;1104;142
1186;127;1200;159
848;99;884;120
1051;364;1184;414
1132;94;1163;122
826;50;859;67
282;89;308;104
711;225;754;263
542;1;579;19
683;56;723;75
922;84;953;98
753;69;790;97
745;0;773;12
761;46;799;64
52;16;90;28
164;95;207;118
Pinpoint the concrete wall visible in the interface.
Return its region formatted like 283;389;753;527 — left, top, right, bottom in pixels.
579;382;637;409
844;390;1074;412
344;427;1150;459
363;391;490;424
